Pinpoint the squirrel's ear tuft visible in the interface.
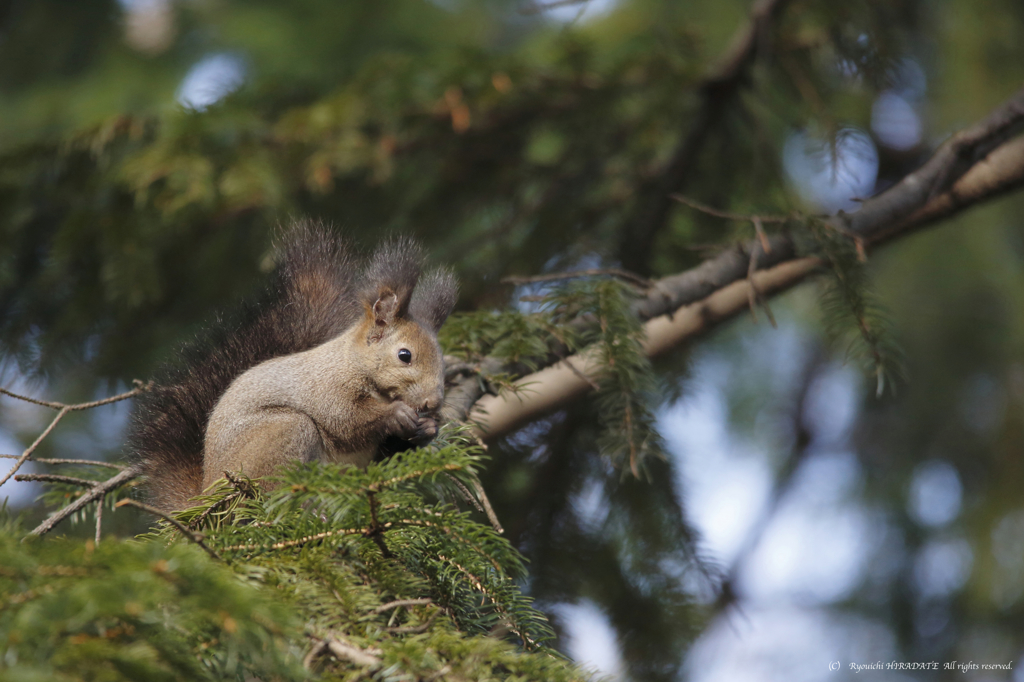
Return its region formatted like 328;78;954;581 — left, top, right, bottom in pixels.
371;289;400;328
360;236;423;316
410;268;459;332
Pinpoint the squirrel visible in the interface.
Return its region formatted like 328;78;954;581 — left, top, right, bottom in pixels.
127;221;458;512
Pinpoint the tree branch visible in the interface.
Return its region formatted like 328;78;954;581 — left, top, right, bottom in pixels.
618;0;792;273
14;473;99;487
28;464;142;537
0;455;125;470
453;90;1024;439
0;381;150;489
115;498;224;562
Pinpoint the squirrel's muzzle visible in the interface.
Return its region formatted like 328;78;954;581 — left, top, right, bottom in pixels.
419;391;443;414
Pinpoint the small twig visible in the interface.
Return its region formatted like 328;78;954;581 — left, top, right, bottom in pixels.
822;214;869;262
222;470;260;497
502;268;653;289
372;598;434;615
0;380;151;411
0;381;151;489
442;473;504;534
446;474;485;514
189;491;241;530
560;356;601;392
469;478;504;535
29;464;141;537
670;194;789;224
752;215;771;253
365;490;392;558
94;494;104;545
0;407;70;489
0;387;64;410
746;245;777;328
14;473;99;487
115;498;224;563
0;455;124;470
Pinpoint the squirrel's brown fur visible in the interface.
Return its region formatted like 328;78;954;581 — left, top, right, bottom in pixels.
127;221;458;511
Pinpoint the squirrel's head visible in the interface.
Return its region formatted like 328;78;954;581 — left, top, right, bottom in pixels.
355;240;458;414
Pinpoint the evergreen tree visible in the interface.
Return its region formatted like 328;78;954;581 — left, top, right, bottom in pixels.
2;0;1024;678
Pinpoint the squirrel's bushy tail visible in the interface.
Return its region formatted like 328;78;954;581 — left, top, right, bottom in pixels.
127;221;363;511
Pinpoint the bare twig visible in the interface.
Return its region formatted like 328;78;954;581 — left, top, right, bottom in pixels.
753;216;771;253
0;380;150;411
746;244;777;328
670;194;790;224
115;498;224;562
366;490;392;558
710;350;824;618
745;248;759;323
673;194;782;255
442;472;505;533
0;389;64;409
469;478;505;535
446;474;485;513
0;407;71;489
502;268;653;289
29;464;142;537
94;494;104;545
561;356;601;392
14;473;98;487
0;455;124;470
0;381;150;489
619;0;794;273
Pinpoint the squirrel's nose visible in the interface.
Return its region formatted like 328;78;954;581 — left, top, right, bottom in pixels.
421;393;442;413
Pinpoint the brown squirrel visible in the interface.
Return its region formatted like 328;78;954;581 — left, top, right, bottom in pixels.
127;221;458;511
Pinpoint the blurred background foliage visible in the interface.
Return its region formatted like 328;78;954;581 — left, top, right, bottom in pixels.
1;0;1023;679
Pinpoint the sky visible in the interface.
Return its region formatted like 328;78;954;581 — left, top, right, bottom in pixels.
556;308;984;680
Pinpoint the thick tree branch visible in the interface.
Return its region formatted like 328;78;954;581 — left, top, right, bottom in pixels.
629;85;1024;322
847;85;1024;237
455;90;1024;439
618;0;791;273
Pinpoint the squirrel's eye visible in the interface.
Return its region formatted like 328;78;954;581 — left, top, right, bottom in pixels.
397;348;412;364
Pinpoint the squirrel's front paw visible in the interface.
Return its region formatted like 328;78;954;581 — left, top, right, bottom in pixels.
388;401;420;439
409;415;438;446
387;402;439;445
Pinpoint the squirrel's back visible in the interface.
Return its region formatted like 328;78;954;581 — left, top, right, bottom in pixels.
127;221;362;511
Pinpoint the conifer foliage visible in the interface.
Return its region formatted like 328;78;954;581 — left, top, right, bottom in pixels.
0;379;588;681
0;519;305;681
2;432;587;681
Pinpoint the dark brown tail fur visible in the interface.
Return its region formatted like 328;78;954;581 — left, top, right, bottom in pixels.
127;221;367;511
